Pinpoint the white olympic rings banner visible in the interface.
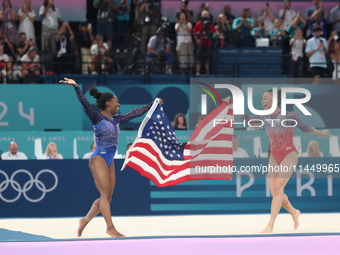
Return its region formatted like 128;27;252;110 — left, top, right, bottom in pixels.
0;169;58;203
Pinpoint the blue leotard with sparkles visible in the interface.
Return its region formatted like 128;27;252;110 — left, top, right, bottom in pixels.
74;86;152;166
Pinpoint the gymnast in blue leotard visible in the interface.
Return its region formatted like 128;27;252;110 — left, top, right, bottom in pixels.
59;78;163;238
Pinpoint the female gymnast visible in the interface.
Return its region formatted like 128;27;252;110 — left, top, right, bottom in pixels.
224;89;331;233
59;77;163;237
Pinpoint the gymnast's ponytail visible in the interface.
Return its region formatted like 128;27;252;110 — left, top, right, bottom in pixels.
89;88;114;110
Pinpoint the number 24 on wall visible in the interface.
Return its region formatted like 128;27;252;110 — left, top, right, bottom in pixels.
0;102;34;126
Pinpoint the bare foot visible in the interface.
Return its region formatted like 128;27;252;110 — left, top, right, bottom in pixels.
77;218;89;237
292;209;300;230
106;227;125;238
261;225;273;233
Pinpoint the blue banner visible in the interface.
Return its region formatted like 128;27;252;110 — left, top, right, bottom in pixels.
0;158;339;217
0;85;83;131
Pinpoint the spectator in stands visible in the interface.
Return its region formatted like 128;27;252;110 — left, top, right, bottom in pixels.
0;30;13;55
90;34;113;74
43;142;63;159
126;142;133;151
115;0;131;53
133;0;144;33
287;11;306;37
224;5;235;27
290;27;306;78
329;0;340;36
193;11;219;75
1;56;22;83
309;10;327;38
261;4;275;34
175;12;194;73
1;142;27;160
232;136;249;158
176;0;193;23
39;0;60;54
17;32;34;58
197;3;213;22
246;8;255;27
214;14;229;47
251;17;267;40
173;113;188;130
83;142;96;159
232;9;253;47
146;26;173;74
306;0;328;20
93;0;115;52
54;21;75;73
329;41;340;81
305;25;328;84
0;0;19;44
270;19;285;47
76;22;94;75
279;0;296;32
0;44;9;74
140;0;159;54
303;140;324;157
327;30;338;49
197;115;204;126
18;0;36;44
215;14;230;34
21;47;40;76
246;120;264;131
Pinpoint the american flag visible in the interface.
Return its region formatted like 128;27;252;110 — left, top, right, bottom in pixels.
122;99;234;187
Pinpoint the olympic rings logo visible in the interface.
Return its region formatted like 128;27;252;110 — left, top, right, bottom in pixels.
0;169;58;203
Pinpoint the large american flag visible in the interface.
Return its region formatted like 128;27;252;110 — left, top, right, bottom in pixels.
121;99;234;187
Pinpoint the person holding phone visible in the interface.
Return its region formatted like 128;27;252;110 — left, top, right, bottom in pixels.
0;0;19;44
261;3;275;33
39;0;61;54
279;0;297;31
305;25;328;84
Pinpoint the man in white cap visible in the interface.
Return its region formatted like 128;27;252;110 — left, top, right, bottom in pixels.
1;142;28;160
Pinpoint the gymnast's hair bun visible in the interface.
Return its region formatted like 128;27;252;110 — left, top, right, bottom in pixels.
89;88;102;100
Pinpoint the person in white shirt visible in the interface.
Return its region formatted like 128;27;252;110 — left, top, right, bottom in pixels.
175;12;194;73
39;0;61;54
83;142;96;159
290;27;306;78
1;142;28;160
43;142;63;159
21;47;40;76
90;34;113;74
232;136;249;158
279;0;297;31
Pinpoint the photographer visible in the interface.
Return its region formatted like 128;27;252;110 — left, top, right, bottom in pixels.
115;0;131;53
176;0;193;23
17;32;35;58
193;11;220;75
93;0;115;52
140;0;159;54
197;3;213;22
0;30;14;55
146;25;173;74
232;9;253;47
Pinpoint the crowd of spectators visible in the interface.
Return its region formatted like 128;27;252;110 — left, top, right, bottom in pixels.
1;0;340;79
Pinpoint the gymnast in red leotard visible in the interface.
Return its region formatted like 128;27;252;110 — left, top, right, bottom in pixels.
224;89;332;233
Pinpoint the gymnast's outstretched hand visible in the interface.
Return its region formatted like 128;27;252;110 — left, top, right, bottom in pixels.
154;97;163;104
59;77;78;87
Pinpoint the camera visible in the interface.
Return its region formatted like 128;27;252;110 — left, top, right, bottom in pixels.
181;0;187;8
201;16;212;33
